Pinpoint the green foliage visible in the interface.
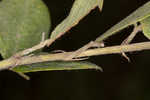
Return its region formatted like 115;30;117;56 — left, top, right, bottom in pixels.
141;16;150;39
96;1;150;42
0;0;51;58
2;0;150;74
98;0;104;11
0;0;104;73
50;0;103;40
13;61;102;73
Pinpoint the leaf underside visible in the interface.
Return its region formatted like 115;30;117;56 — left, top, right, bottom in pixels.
50;0;103;40
141;16;150;39
0;0;104;73
12;0;104;73
0;0;51;58
13;61;102;73
96;1;150;42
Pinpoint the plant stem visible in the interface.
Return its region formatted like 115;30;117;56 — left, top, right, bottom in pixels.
0;41;150;71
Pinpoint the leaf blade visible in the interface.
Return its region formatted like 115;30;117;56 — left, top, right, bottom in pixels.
98;0;104;11
50;0;103;40
96;1;150;42
13;61;102;73
141;16;150;39
0;0;51;58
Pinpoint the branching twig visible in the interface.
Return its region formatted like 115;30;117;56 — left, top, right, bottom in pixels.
1;41;150;71
14;38;54;57
121;24;142;61
122;24;142;45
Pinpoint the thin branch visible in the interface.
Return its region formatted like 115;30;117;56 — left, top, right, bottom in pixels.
1;41;150;71
121;24;142;45
121;24;142;61
78;41;150;57
14;39;54;57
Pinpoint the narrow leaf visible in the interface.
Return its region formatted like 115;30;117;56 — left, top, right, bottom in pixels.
96;1;150;42
141;16;150;39
13;61;102;73
50;0;103;40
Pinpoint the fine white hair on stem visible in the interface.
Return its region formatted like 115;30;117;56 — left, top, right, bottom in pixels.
1;41;150;71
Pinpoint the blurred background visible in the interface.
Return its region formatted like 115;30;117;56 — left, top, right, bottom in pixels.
0;0;150;100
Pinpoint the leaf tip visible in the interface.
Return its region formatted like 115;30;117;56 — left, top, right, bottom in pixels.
95;66;103;72
98;0;104;11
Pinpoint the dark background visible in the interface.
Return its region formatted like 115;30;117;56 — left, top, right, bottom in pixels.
0;0;150;100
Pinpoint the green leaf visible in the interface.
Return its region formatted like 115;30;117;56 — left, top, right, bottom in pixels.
0;0;51;58
96;1;150;42
141;16;150;39
12;61;102;73
98;0;104;11
50;0;103;40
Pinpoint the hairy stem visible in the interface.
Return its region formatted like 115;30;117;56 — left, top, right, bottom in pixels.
0;41;150;71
